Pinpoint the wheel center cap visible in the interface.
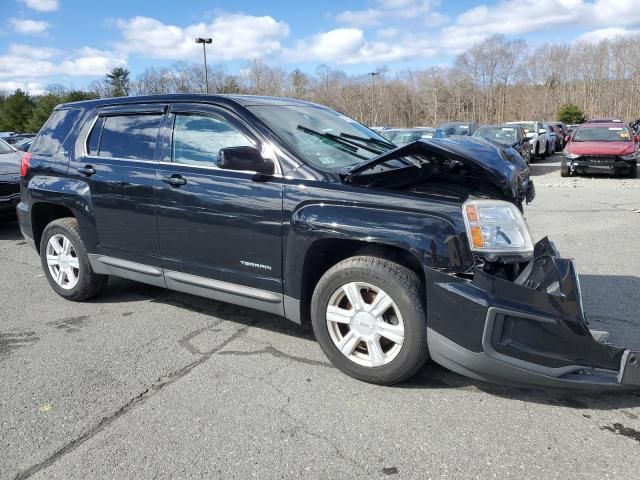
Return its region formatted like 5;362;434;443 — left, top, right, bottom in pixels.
351;312;376;336
59;254;69;268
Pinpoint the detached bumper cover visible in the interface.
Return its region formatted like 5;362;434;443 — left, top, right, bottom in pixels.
426;238;640;389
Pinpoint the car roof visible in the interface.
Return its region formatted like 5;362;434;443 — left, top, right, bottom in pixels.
478;124;520;129
59;94;323;110
578;122;629;129
587;117;622;122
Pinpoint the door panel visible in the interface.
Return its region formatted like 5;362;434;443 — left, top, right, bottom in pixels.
155;106;283;294
67;107;165;266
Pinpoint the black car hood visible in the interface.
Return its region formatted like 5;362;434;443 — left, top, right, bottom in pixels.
341;137;525;200
0;151;21;176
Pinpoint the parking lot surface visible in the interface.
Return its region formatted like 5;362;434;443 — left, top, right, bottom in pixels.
1;155;639;479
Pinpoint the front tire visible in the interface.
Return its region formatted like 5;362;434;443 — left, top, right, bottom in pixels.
310;256;429;385
629;163;637;178
40;218;108;301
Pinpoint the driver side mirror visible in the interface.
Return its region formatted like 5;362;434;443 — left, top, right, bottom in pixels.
635;135;640;143
538;128;547;134
218;146;274;175
564;135;571;144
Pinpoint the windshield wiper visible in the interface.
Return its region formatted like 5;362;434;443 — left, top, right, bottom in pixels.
297;125;384;156
339;132;396;150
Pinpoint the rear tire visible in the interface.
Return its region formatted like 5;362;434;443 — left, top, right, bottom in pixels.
310;256;429;385
40;217;108;301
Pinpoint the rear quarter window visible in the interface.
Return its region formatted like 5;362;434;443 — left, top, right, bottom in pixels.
31;109;82;155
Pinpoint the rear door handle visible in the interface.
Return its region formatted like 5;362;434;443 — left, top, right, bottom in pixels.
161;175;187;187
77;165;96;176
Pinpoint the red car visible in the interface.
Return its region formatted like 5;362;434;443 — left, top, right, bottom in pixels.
562;122;638;177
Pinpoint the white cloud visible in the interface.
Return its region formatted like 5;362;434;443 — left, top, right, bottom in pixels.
576;27;640;44
0;81;46;95
441;0;640;52
115;14;289;61
21;0;59;12
336;0;444;27
0;44;125;79
285;28;435;65
10;18;50;34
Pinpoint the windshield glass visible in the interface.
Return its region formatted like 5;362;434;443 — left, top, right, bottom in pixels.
247;105;388;170
0;138;14;154
573;126;631;142
393;130;437;145
474;127;518;145
512;122;535;133
439;123;470;135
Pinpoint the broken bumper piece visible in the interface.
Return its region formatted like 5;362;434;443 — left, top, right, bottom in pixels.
426;238;640;389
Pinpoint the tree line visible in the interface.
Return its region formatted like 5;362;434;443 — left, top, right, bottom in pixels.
2;33;638;133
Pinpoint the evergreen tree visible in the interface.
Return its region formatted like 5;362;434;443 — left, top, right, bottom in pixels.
106;67;130;97
557;103;586;124
0;89;35;132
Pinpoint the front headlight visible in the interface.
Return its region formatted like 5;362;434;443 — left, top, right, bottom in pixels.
563;151;580;159
620;152;637;161
462;200;534;257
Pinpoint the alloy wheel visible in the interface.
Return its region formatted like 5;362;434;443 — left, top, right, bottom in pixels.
46;234;80;290
326;282;405;368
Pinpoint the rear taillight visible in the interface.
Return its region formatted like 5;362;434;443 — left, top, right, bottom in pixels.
20;152;31;177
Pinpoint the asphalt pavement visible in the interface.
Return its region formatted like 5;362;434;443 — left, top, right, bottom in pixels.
1;153;639;479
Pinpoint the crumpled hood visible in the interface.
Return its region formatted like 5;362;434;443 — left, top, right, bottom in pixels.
342;136;525;200
0;151;21;176
566;141;636;156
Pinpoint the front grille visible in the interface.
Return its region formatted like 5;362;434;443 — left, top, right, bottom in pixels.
0;181;20;197
581;155;620;163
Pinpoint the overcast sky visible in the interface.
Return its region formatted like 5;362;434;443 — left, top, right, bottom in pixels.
1;0;639;94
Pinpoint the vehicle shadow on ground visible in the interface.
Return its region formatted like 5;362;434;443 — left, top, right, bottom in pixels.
95;271;640;410
0;220;23;241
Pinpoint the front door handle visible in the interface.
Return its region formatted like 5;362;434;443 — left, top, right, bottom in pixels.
77;165;96;176
162;174;187;187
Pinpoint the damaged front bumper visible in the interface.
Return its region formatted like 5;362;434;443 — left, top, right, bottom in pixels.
426;239;640;389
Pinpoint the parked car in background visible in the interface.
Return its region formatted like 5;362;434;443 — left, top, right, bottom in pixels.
505;121;547;160
543;124;557;155
436;121;477;136
0;138;21;221
0;133;36;145
392;128;448;146
472;124;533;164
20;94;640;390
547;122;566;150
562;122;638;177
586;117;623;124
377;128;400;141
566;124;580;135
13;137;34;152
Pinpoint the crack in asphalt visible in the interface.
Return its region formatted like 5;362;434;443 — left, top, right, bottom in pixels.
12;322;255;480
217;345;334;369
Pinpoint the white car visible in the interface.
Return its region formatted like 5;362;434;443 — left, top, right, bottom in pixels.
505;121;548;161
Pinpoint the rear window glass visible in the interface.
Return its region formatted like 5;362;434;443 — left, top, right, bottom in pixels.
98;114;161;160
31;109;81;155
0;138;13;154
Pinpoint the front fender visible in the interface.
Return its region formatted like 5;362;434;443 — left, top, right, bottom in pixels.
283;193;473;303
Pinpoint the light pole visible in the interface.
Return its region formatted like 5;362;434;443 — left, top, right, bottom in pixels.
367;71;380;126
195;37;213;93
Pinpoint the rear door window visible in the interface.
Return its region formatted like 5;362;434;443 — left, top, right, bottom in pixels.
31;109;82;155
97;114;162;160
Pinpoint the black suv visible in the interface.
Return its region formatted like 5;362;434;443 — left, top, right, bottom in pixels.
18;95;640;389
